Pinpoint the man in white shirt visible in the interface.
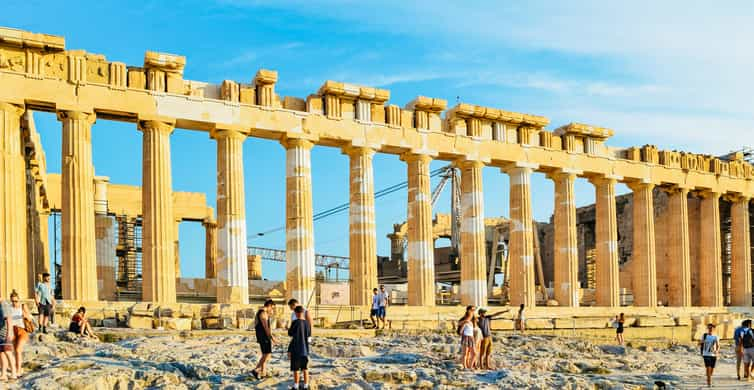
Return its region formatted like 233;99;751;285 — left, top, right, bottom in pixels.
369;288;380;329
377;285;389;329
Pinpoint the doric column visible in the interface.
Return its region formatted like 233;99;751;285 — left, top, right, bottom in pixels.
459;159;487;306
699;191;723;307
94;176;117;301
0;102;28;299
174;219;181;278
401;153;435;306
628;182;657;307
666;186;692;306
590;176;620;307
203;220;217;279
214;128;249;304
37;209;51;275
730;196;751;306
283;138;316;306
139;120;176;303
345;146;377;306
550;169;580;307
248;254;263;280
505;164;537;308
58;110;98;301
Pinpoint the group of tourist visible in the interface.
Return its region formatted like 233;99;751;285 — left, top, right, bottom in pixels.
251;298;312;390
455;304;525;370
731;319;754;384
369;285;389;329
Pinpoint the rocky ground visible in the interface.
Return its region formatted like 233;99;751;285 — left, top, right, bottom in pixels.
2;325;751;389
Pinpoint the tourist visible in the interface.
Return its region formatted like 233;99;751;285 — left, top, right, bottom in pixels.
515;304;526;333
251;299;277;380
734;319;748;380
377;285;389;329
740;319;754;380
458;311;476;369
699;323;719;387
288;305;311;390
477;307;509;369
456;305;476;335
369;288;380;329
614;313;626;346
34;272;55;334
8;291;31;377
472;315;483;369
0;293;15;381
69;307;97;339
287;299;313;327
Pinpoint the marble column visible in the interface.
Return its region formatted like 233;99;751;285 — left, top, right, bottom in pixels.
459;159;487;306
0;102;28;299
203;220;217;279
214;129;249;304
401;153;435;306
37;209;51;275
139;120;176;303
506;164;537;308
59;110;98;301
666;187;692;306
248;254;263;280
699;191;723;307
590;176;620;307
628;182;657;307
174;220;181;278
551;170;580;307
283;138;316;306
94;176;117;301
730;196;751;306
345;146;377;306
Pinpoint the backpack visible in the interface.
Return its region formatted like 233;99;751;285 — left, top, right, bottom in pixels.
743;329;754;349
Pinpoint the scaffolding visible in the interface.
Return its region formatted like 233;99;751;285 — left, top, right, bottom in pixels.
115;215;142;292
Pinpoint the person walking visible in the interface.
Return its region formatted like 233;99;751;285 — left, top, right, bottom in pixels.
614;313;626;346
369;288;380;329
515;304;526;333
34;273;55;334
477;307;509;369
8;291;31;377
251;299;277;380
734;319;749;380
0;294;15;381
700;323;720;387
740;319;754;381
377;285;389;329
288;305;311;390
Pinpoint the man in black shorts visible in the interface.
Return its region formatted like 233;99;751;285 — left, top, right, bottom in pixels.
288;305;311;389
251;299;276;379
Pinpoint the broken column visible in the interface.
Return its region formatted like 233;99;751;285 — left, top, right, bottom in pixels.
730;196;751;306
550;169;580;307
214;128;249;304
505;164;537;308
248;254;262;280
0;102;28;298
203;219;217;279
699;191;723;307
590;175;620;307
628;182;657;307
59;110;98;301
345;146;378;306
402;153;436;306
94;176;117;301
139;120;176;303
283;138;316;306
666;186;691;306
459;159;487;306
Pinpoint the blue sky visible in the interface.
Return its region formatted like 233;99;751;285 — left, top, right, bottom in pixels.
5;1;753;280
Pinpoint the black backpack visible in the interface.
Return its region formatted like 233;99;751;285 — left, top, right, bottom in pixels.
743;329;754;349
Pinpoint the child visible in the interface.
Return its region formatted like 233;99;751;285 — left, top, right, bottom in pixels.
288;305;311;390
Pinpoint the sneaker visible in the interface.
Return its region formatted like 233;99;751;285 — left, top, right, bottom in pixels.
288;385;298;390
251;370;259;380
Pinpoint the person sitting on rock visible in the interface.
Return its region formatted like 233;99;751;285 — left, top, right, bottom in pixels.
288;305;311;389
69;307;97;339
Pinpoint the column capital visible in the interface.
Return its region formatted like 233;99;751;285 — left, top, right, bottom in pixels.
138;119;175;134
723;192;750;203
695;189;721;199
659;184;691;195
400;152;433;164
0;102;24;116
456;158;485;169
626;181;655;192
587;173;622;186
501;161;538;174
56;110;96;124
342;145;375;158
280;137;314;150
545;167;582;181
210;127;247;141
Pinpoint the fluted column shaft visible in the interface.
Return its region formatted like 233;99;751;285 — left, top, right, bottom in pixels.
731;196;751;306
591;177;620;307
284;138;316;306
459;160;487;306
174;220;181;278
506;165;536;308
203;220;218;279
37;210;50;275
215;129;249;304
94;176;116;301
139;120;176;303
699;191;723;307
346;147;377;306
59;110;98;301
0;103;28;299
629;182;657;307
666;187;691;306
552;171;579;307
403;153;435;306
